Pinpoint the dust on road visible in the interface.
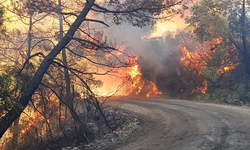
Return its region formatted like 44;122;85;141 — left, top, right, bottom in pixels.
108;99;250;150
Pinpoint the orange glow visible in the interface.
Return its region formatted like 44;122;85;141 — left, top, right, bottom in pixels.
224;67;230;72
15;97;58;139
20;123;32;136
195;80;208;94
21;130;25;134
136;82;145;95
105;53;112;59
180;45;207;75
117;45;125;56
0;129;13;149
124;56;144;95
216;37;223;44
99;45;162;97
217;44;239;74
150;14;188;38
123;56;162;97
146;81;162;97
104;45;125;59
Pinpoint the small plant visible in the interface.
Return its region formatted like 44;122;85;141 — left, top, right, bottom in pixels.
0;74;21;117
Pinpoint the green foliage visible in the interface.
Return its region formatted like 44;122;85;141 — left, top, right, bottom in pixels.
196;94;212;102
202;46;226;82
227;0;250;42
202;67;219;82
186;0;229;42
0;74;21;117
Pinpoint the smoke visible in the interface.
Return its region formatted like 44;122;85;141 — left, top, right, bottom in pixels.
93;4;193;95
93;0;193;73
102;22;183;80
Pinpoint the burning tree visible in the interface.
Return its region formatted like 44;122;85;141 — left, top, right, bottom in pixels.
182;0;250;103
186;0;250;75
180;37;239;95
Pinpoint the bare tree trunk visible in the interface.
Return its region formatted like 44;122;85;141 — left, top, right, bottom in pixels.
241;0;249;75
41;94;53;138
0;0;96;138
58;0;72;120
27;14;33;60
27;0;33;61
59;102;67;138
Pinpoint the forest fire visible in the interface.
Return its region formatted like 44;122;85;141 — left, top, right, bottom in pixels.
146;81;162;97
102;46;162;97
180;46;207;75
180;37;239;94
20;123;32;136
124;57;162;97
124;56;142;95
217;44;239;74
2;0;250;148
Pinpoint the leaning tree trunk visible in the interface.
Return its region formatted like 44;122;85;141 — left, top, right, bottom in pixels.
0;0;96;138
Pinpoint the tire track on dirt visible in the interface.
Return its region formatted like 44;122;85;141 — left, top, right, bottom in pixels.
110;99;250;150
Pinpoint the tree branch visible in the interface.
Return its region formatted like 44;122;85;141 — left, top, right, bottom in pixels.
85;19;110;27
0;0;96;138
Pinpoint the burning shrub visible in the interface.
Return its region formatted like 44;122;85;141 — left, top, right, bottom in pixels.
178;36;250;104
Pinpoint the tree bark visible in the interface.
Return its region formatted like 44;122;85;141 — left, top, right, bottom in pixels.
27;0;33;61
11;117;20;148
58;0;73;119
0;0;96;139
241;0;249;75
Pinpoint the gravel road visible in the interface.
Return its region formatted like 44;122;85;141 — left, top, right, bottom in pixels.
109;99;250;150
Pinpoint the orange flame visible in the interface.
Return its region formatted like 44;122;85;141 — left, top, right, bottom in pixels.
60;116;66;120
146;81;162;97
217;44;239;74
124;56;143;95
117;45;125;56
127;57;162;97
105;45;125;59
123;56;162;97
194;80;207;94
180;37;239;94
20;123;32;136
103;45;162;97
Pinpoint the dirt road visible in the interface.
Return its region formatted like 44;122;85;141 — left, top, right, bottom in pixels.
109;99;250;150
